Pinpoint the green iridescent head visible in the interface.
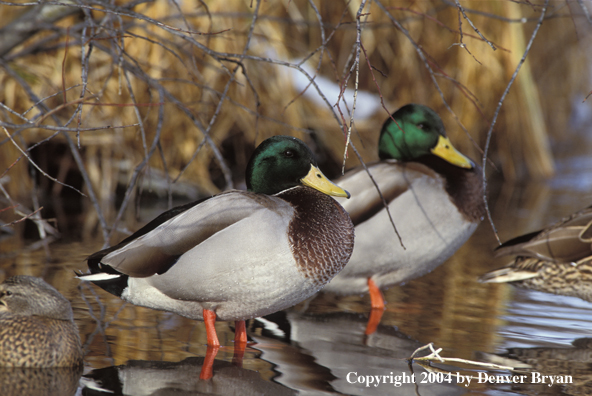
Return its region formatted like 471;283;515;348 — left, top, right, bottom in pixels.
246;136;350;197
378;104;473;168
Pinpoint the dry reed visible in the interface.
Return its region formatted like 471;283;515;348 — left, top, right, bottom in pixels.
0;0;590;241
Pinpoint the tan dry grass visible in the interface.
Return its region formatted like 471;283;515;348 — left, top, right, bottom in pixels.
0;0;590;210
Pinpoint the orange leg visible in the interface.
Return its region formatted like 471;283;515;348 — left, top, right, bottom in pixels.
365;278;386;336
368;278;385;310
365;307;385;336
199;344;220;380
232;320;247;366
234;320;248;345
203;309;220;347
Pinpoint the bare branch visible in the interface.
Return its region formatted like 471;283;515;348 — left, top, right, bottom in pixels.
0;0;79;57
481;0;550;245
2;126;86;196
454;0;497;51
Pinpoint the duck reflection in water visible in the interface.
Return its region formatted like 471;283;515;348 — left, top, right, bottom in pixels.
81;357;296;396
479;337;591;395
249;310;465;396
79;136;354;379
80;310;463;396
0;366;82;396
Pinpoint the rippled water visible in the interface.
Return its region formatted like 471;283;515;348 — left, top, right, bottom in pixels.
1;153;592;395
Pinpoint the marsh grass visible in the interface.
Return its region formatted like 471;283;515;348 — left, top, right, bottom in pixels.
0;0;590;242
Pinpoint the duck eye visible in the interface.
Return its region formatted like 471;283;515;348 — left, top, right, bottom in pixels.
416;123;425;130
283;149;294;158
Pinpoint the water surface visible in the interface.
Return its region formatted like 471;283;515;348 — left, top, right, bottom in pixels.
1;156;592;395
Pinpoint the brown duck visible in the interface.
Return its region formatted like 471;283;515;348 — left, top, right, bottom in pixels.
480;205;592;302
0;275;83;367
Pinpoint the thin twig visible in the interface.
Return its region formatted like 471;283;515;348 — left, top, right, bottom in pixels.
577;0;592;24
357;41;405;249
410;343;515;371
107;86;166;243
481;0;549;245
340;0;368;174
2;127;86;196
454;0;497;51
0;206;43;228
376;0;497;240
0;184;59;237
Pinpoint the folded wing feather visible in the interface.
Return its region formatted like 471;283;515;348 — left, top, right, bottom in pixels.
100;191;291;277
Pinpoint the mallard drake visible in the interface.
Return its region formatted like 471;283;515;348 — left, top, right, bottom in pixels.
79;136;354;351
479;205;592;301
0;275;83;367
81;358;297;396
323;104;485;312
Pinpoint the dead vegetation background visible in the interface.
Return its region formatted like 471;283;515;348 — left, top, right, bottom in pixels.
0;0;591;245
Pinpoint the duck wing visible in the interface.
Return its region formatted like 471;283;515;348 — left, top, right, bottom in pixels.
494;206;592;263
90;191;291;278
334;161;426;226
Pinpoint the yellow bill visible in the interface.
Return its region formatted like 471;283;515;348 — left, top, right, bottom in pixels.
431;135;473;169
301;165;351;198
